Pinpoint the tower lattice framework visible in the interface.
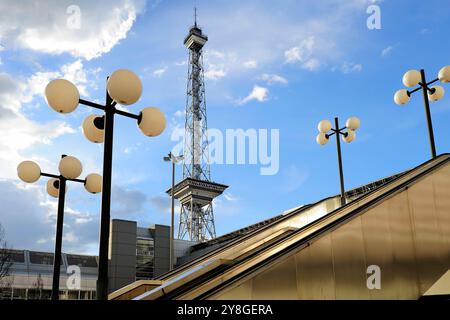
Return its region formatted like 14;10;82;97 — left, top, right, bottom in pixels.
172;15;228;242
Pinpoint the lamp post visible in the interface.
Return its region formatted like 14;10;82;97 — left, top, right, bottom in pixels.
316;116;361;206
394;66;450;158
17;155;102;300
44;69;166;300
164;152;184;270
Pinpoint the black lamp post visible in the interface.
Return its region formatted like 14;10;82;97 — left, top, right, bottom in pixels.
44;69;166;300
17;155;102;300
394;66;450;158
316;116;361;206
164;152;183;270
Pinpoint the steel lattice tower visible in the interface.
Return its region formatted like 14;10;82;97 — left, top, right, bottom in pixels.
182;14;210;182
167;13;228;242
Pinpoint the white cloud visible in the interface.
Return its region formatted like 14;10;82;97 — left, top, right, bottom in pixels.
239;85;268;105
0;58;100;181
123;142;141;154
284;36;322;71
223;193;238;201
175;60;187;66
302;58;321;71
24;59;100;99
0;71;76;179
174;110;185;117
204;68;227;80
381;45;394;57
144;1;379;81
0;0;145;60
243;60;258;69
259;73;288;85
203;49;236;80
340;62;362;74
0;180;99;254
153;66;168;77
285;36;315;63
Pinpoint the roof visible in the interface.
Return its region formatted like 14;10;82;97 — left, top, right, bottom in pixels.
188;170;407;253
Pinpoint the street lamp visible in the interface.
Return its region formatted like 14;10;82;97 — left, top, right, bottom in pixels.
316;116;361;206
394;66;450;158
17;155;101;300
164;152;184;271
44;69;166;300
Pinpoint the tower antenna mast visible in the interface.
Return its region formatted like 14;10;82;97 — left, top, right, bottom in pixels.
167;12;228;242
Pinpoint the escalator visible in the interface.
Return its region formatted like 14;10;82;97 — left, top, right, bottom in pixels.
112;154;450;300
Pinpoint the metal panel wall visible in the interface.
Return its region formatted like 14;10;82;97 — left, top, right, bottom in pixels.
212;163;450;300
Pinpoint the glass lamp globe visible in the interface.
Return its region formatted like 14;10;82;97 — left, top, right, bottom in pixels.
47;178;60;198
58;156;82;179
107;69;142;105
402;70;421;87
17;160;41;183
346;117;360;131
438;66;450;83
428;85;445;102
45;79;79;113
84;173;102;193
394;89;410;105
316;132;329;145
317;120;332;133
138;107;166;137
343;129;356;143
82;115;104;143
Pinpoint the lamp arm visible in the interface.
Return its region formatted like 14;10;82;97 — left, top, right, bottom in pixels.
426;78;439;86
407;86;421;96
115;108;140;120
79;98;140;121
419;82;436;93
79;99;106;111
67;178;87;184
41;172;86;184
41;172;60;179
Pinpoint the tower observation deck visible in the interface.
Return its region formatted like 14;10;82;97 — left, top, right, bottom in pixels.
167;13;228;242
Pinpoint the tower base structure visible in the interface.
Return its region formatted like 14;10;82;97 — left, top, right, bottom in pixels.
167;178;228;242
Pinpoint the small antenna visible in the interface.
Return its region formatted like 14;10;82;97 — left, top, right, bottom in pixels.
194;7;197;27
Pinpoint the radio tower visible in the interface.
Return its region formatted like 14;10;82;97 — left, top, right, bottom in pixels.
167;10;228;242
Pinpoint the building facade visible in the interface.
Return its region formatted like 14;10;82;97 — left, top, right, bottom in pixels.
108;219;197;293
0;220;197;299
0;250;97;300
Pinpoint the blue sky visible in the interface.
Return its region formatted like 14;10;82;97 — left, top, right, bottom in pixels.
1;0;450;255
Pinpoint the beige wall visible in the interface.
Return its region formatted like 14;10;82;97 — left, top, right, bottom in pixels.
212;163;450;300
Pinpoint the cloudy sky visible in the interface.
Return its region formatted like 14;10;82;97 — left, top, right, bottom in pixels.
1;0;450;255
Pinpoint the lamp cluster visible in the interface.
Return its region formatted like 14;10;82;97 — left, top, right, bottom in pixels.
316;117;361;145
42;68;166;300
394;66;450;105
17;157;102;196
45;69;166;142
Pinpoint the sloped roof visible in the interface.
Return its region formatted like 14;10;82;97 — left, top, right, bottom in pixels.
189;171;406;253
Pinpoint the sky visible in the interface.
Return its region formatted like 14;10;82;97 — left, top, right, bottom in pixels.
1;0;450;255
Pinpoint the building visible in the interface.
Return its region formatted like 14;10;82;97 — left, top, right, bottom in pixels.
0;221;196;299
0;250;97;300
110;154;450;300
108;220;197;293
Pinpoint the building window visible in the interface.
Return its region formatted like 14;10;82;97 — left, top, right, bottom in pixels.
5;250;25;263
66;254;97;268
136;238;154;280
0;287;12;300
29;252;60;265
